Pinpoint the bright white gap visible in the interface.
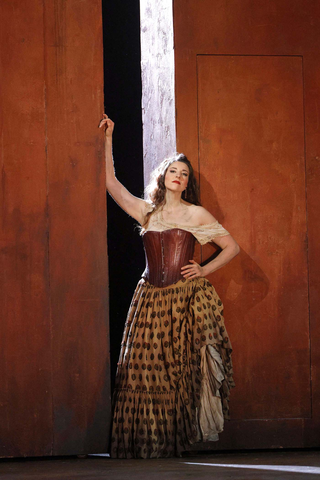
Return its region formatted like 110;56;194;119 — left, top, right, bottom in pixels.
140;0;176;186
183;462;320;475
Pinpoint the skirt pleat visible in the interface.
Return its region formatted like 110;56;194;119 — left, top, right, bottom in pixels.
110;276;235;458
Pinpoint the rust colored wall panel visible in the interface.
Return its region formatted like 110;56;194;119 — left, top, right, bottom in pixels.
174;0;320;448
0;0;52;456
43;0;110;455
0;0;110;457
198;55;309;419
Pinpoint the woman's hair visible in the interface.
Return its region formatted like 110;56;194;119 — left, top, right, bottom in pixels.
141;152;201;229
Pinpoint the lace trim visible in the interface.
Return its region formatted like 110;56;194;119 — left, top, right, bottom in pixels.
141;208;230;245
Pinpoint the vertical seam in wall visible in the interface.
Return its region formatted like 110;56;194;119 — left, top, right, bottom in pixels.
196;55;201;192
42;0;54;455
195;55;202;263
301;54;313;419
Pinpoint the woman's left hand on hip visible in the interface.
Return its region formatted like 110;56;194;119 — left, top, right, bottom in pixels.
181;260;205;279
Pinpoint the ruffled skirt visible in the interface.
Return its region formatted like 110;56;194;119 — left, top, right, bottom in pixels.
110;276;235;458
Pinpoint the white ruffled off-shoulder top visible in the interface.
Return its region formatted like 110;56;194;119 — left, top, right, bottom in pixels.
141;206;230;245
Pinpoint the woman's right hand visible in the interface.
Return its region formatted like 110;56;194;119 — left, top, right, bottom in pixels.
99;114;114;139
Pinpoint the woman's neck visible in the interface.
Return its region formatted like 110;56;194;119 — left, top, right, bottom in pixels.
163;190;185;211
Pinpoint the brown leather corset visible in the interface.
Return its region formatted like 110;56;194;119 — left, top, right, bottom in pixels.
142;229;196;288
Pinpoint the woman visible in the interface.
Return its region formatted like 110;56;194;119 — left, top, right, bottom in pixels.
99;114;240;459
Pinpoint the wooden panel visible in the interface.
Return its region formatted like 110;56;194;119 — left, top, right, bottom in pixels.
198;54;309;419
0;0;52;456
0;0;110;457
44;0;110;455
174;0;320;447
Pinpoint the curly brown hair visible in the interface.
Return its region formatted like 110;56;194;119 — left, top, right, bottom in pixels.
141;153;201;229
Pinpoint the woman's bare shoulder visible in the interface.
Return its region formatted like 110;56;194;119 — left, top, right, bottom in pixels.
190;205;218;225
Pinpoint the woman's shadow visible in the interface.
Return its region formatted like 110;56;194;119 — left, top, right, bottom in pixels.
196;172;270;320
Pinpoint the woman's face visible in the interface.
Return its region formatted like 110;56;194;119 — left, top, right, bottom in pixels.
164;161;190;193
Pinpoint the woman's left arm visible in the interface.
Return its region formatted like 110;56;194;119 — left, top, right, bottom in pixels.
181;206;240;279
181;234;240;279
202;234;240;276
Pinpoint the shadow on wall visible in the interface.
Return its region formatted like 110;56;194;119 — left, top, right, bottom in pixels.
198;171;270;319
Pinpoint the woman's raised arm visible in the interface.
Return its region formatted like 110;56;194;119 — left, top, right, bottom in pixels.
99;114;151;225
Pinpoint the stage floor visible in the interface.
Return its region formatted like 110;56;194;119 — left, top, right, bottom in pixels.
1;449;320;479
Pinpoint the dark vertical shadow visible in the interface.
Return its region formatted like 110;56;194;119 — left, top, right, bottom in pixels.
102;0;144;391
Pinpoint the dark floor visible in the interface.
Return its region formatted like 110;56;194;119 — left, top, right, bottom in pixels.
1;450;320;480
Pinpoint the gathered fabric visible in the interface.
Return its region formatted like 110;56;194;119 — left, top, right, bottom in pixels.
110;276;235;458
140;206;230;245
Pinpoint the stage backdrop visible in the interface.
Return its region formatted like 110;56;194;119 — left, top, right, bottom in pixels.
0;0;110;457
174;0;320;449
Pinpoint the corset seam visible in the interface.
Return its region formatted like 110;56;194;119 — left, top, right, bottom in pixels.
160;232;165;287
